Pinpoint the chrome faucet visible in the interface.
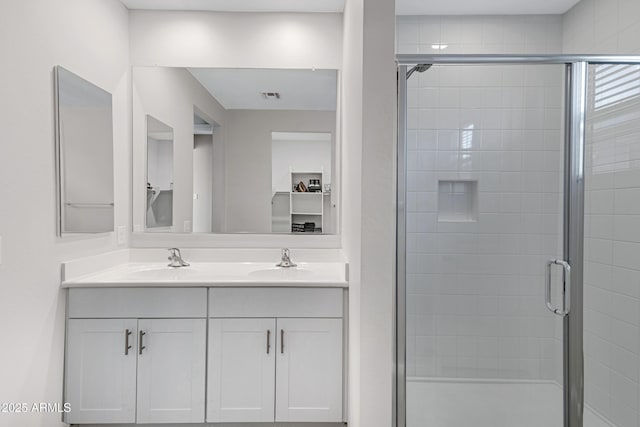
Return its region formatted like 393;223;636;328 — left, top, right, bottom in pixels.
167;248;190;268
276;248;297;268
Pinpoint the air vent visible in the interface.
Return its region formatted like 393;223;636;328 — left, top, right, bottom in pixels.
261;92;281;100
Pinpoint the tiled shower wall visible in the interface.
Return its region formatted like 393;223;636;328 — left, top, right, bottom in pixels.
397;15;565;381
563;1;640;425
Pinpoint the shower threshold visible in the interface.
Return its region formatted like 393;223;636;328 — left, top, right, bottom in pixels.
406;379;613;427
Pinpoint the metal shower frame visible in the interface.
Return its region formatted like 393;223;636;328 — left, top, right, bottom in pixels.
395;54;640;427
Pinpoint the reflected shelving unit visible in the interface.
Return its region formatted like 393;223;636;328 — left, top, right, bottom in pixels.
290;170;325;233
270;169;330;233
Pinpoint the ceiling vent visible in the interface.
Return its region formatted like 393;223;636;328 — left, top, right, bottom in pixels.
261;92;281;100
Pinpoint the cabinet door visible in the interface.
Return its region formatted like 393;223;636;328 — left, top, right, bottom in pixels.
136;319;206;423
65;319;137;424
275;318;343;422
207;318;276;422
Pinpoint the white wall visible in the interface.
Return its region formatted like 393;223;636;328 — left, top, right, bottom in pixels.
271;136;332;193
397;14;565;383
132;67;227;232
344;0;398;426
225;110;336;233
129;11;343;69
0;1;130;426
563;1;640;425
340;0;364;424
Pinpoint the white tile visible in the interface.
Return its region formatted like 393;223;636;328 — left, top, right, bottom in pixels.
415;335;436;357
618;21;640;54
398;22;420;45
593;0;619;42
543;108;562;130
613;241;640;270
480;87;502;108
418;88;439;108
615;188;640;214
523;108;545;130
481;16;505;45
419;108;438;129
480;130;502;150
589;214;614;240
458;109;483;131
589;189;614;214
611;345;640;383
417;130;438;150
501;66;525;86
614;215;640;243
610;399;639;427
524;87;545;109
435;152;458;171
438;88;460;109
419;17;442;45
610;317;640;354
500;151;522;172
459;88;483;108
436;335;458;356
587;238;614;265
618;0;640;31
438;109;460;130
612;267;640;298
523;130;545;151
501;108;524;130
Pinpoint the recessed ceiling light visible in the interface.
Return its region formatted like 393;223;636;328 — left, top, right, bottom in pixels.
431;44;448;50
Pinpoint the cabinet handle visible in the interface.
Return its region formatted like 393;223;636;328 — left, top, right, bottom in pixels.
125;329;132;355
267;330;271;354
139;330;146;355
280;329;284;354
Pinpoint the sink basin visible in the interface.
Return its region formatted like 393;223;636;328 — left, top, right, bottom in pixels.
248;267;316;280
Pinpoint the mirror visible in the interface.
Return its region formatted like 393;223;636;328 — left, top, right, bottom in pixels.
54;66;114;235
146;115;174;230
132;67;338;234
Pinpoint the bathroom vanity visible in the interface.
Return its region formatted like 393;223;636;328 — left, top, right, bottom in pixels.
61;261;348;425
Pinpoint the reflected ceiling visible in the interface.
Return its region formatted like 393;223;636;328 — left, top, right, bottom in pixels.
187;68;337;111
120;0;582;15
120;0;344;13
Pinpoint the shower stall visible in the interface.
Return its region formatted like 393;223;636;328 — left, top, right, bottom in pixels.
396;55;640;427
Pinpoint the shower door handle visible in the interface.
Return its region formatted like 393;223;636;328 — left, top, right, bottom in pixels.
545;259;571;316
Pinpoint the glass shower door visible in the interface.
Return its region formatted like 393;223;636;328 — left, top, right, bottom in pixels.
582;63;640;427
399;62;570;427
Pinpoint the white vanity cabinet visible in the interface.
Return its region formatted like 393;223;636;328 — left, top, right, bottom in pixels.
64;288;207;425
275;317;343;422
207;288;345;423
65;318;138;424
64;286;346;425
208;318;276;422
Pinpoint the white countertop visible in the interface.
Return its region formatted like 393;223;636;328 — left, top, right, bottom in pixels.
61;262;348;288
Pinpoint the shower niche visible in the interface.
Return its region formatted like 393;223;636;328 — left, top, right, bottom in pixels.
437;180;478;222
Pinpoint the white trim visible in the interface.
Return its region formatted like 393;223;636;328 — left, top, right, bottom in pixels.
407;377;561;386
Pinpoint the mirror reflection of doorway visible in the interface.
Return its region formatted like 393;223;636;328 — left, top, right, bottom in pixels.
270;131;334;234
192;112;214;233
146;115;173;229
